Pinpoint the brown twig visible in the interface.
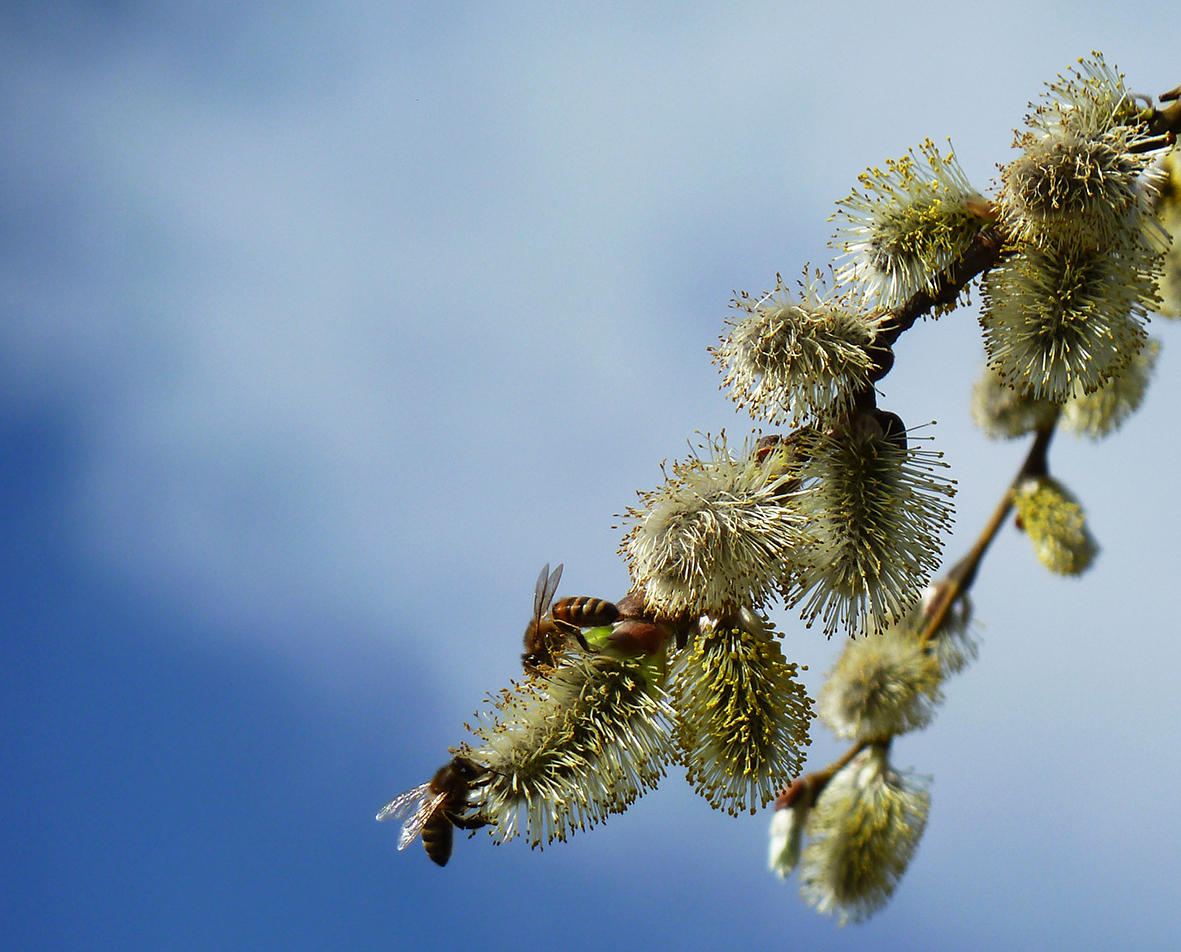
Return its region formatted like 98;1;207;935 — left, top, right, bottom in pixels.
877;226;1009;349
851;223;1010;409
773;740;870;811
920;415;1057;640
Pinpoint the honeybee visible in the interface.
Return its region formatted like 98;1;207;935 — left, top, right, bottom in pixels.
612;592;649;619
522;563;589;670
376;756;488;867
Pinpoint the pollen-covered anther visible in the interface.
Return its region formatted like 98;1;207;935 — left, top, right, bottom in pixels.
787;416;956;638
798;745;930;924
462;649;677;848
711;270;885;428
832;138;989;308
1013;476;1098;576
671;610;813;816
979;242;1154;401
620;434;807;618
817;627;943;742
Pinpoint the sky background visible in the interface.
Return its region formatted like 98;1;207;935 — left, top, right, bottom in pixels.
3;2;1181;950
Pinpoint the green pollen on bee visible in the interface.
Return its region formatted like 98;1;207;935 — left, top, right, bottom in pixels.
581;625;615;649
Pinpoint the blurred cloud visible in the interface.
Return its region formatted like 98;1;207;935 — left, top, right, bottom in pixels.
3;4;1181;946
5;2;1177;664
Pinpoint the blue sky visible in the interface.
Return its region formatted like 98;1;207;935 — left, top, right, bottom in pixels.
3;3;1181;950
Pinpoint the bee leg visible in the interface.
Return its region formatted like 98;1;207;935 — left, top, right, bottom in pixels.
551;618;588;656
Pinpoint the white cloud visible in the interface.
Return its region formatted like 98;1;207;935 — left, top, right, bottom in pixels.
2;3;1179;684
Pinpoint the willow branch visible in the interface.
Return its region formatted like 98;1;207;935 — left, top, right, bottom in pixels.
920;415;1057;641
774;415;1059;809
876;225;1008;350
867;89;1178;357
773;740;869;811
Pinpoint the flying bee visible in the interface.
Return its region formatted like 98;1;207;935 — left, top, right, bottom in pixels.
522;563;589;670
376;756;489;867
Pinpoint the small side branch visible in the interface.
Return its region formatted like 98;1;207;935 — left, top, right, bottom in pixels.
775;416;1058;807
923;416;1057;638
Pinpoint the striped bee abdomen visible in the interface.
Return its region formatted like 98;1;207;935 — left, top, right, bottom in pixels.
552;596;621;628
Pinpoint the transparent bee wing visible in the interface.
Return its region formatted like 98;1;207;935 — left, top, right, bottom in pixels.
397;790;448;851
535;562;563;617
376;782;431;823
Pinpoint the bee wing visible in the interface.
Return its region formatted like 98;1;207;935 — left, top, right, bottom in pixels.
397;790;449;851
534;562;563;616
532;563;550;618
376;782;431;823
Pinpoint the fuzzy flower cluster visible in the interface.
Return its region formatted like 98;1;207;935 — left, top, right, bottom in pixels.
1150;149;1181;318
671;610;813;815
622;421;955;639
833;139;990;308
971;364;1059;439
1013;476;1098;576
980;243;1153;400
816;580;977;745
984;54;1166;400
769;578;976;916
461;649;677;847
712;272;885;427
789;417;956;638
1059;338;1160;438
1000;131;1156;253
458;600;815;847
620;434;805;618
972;333;1161;441
1001;53;1160;251
796;745;931;924
817;626;942;743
